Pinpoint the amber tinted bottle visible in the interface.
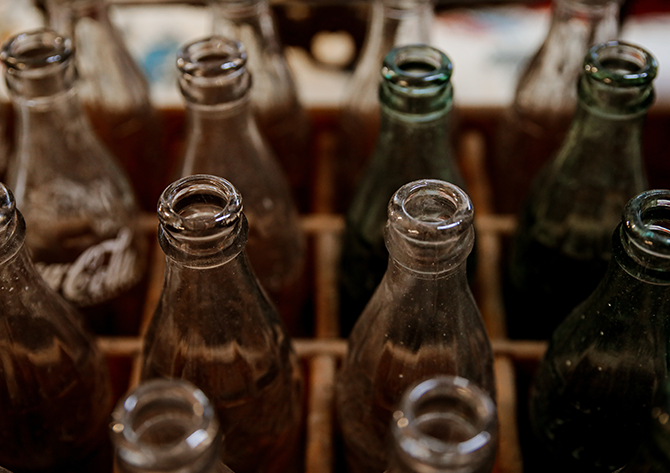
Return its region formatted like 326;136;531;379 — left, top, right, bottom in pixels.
0;182;113;473
140;174;303;473
1;29;148;335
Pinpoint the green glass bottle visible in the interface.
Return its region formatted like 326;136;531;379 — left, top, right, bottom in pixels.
338;43;465;336
529;189;670;473
505;41;656;340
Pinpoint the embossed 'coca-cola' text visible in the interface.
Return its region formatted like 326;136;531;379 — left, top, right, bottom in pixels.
36;228;140;307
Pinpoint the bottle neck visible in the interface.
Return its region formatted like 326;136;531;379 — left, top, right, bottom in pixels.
547;0;619;50
211;0;278;51
46;0;109;39
184;100;256;145
367;0;433;59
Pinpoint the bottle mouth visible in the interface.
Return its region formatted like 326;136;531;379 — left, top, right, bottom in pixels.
158;174;243;238
111;379;220;470
584;41;657;87
380;44;453;116
0;182;26;263
0;28;73;73
385;179;474;274
177;36;251;105
622;189;670;268
392;376;497;469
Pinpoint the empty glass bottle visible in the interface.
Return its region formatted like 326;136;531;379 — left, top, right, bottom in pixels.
492;0;620;214
0;28;148;335
505;40;656;340
210;0;311;210
529;188;670;473
140;174;304;473
111;379;235;473
337;0;433;211
176;36;307;335
618;378;670;473
336;179;495;473
44;0;165;212
0;182;113;472
386;376;497;473
339;44;465;336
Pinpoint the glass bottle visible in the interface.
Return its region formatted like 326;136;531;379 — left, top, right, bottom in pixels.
339;44;465;336
529;188;670;473
337;0;433;211
386;376;497;473
0;29;148;335
210;0;311;211
505;40;656;340
618;379;670;473
336;179;495;473
111;378;235;473
0;182;113;472
492;0;620;214
176;36;306;335
44;0;165;212
140;174;304;473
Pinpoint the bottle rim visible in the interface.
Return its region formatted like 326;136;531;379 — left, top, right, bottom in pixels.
111;378;220;469
382;44;452;92
158;174;243;236
0;28;73;73
584;40;658;87
623;189;670;259
388;179;473;242
392;376;497;468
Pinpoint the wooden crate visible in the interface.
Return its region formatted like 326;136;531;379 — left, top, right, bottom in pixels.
93;106;555;473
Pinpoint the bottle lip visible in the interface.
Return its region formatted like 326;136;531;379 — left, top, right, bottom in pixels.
622;189;670;260
158;174;243;237
0;28;73;74
388;179;473;242
0;182;26;264
177;36;251;106
382;44;453;93
111;378;220;469
392;376;497;467
584;40;658;87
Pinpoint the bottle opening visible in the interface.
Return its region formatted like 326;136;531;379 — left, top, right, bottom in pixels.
383;44;452;90
0;28;72;71
392;376;496;467
585;41;657;86
158;174;242;237
112;379;219;468
623;190;670;257
390;179;473;238
177;37;246;79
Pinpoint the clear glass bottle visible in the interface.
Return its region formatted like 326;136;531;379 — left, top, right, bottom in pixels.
0;28;148;335
336;179;495;473
529;188;670;473
176;36;306;335
111;378;235;473
618;379;670;473
492;0;620;214
210;0;311;211
505;40;656;340
339;44;465;336
337;0;433;211
386;376;497;473
44;0;165;212
140;174;304;473
0;181;113;472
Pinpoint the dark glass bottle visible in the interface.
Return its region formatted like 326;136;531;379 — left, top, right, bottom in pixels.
339;43;465;336
111;379;235;473
385;376;498;473
618;379;670;473
175;36;307;335
492;0;619;214
336;179;495;473
505;40;656;340
0;28;148;335
210;0;311;210
529;188;670;473
140;174;304;473
337;0;433;212
45;0;165;212
0;182;113;472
